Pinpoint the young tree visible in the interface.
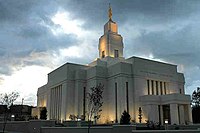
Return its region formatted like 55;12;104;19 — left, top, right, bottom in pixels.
191;87;200;123
87;83;104;133
120;110;131;125
138;107;142;123
0;92;19;133
40;107;47;120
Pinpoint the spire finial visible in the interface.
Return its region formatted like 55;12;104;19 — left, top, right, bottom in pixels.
108;3;112;21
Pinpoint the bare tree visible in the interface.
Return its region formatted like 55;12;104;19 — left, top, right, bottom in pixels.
0;92;19;133
87;83;104;133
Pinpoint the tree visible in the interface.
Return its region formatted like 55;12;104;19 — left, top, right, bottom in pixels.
191;87;200;123
40;107;47;120
87;83;104;133
192;87;200;107
138;107;142;123
120;110;131;125
0;92;19;133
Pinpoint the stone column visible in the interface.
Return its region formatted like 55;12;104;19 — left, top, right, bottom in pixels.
149;80;152;95
164;82;167;95
55;87;58;120
158;81;160;95
179;105;185;124
58;87;61;120
154;80;156;95
56;87;58;120
187;104;193;123
114;82;118;123
166;82;169;94
52;88;55;119
74;82;79;115
148;105;159;122
47;89;51;120
170;104;179;124
160;105;164;125
118;77;126;121
61;83;67;121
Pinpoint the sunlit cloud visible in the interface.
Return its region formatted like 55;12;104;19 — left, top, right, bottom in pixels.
0;77;4;85
0;65;52;105
59;46;82;58
51;9;85;37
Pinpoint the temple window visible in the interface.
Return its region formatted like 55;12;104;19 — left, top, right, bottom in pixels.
114;50;119;58
156;81;159;95
164;82;167;94
151;80;154;95
102;51;105;58
160;82;163;95
147;80;150;95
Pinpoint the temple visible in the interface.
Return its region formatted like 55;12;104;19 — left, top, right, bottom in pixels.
37;5;192;125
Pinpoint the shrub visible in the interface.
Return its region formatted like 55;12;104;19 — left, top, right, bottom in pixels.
120;110;131;125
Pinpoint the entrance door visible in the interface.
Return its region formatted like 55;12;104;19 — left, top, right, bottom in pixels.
163;105;171;124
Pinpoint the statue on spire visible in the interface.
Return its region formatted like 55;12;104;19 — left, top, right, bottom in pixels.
108;3;112;21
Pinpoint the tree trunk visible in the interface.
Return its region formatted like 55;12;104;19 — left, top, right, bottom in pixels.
87;115;90;133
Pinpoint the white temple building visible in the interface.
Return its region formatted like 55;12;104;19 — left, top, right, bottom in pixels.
37;6;192;125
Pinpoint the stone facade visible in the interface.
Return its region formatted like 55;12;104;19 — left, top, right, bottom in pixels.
37;8;192;125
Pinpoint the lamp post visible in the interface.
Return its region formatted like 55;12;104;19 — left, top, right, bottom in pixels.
11;114;15;121
165;119;168;130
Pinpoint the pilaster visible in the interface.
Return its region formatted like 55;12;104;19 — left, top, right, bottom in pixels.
187;104;193;123
179;105;185;124
170;104;179;124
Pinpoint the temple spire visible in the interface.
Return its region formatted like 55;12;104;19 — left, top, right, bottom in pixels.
99;4;124;59
108;3;112;21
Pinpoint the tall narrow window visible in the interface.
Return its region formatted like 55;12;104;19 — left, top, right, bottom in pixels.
83;87;86;120
126;82;129;113
151;80;154;95
160;82;163;95
147;80;150;95
114;50;119;58
102;51;105;58
156;81;159;95
164;82;167;94
115;82;118;123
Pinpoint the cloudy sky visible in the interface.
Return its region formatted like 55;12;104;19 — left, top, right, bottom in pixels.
0;0;200;105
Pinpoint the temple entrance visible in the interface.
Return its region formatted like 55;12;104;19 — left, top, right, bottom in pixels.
162;105;171;124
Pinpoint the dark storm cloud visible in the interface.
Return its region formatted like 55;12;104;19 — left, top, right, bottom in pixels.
0;20;78;75
0;0;200;96
0;0;80;76
58;0;200;30
19;24;49;38
0;0;37;23
129;21;200;66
